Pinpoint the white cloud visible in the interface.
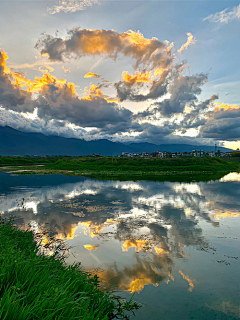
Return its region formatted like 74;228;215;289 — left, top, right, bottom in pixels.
48;0;99;14
204;4;240;23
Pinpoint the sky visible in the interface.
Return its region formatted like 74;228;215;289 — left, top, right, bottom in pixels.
0;0;240;149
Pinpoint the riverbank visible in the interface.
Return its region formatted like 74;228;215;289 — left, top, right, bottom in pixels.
0;156;239;181
0;218;139;320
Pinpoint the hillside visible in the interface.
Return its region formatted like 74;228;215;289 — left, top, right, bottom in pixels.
0;126;232;156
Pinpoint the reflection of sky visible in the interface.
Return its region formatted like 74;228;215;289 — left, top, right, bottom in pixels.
1;172;240;320
220;172;240;182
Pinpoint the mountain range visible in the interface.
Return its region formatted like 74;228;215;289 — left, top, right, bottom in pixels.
0;126;232;156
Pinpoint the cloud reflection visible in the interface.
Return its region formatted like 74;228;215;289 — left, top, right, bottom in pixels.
0;172;240;293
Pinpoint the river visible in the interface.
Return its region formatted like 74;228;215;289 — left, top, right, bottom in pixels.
0;171;239;319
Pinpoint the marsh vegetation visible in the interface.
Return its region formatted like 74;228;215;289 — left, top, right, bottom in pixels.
0;218;140;320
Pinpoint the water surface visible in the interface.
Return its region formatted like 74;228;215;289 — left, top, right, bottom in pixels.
0;171;240;319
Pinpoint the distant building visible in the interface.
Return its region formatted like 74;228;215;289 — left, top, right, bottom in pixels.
122;152;139;157
192;150;204;157
140;152;151;158
181;152;191;157
152;151;164;158
209;151;216;157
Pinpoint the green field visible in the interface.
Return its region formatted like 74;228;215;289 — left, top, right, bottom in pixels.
0;155;239;182
0;218;139;320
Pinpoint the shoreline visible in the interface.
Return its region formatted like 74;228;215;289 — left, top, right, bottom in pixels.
0;218;139;319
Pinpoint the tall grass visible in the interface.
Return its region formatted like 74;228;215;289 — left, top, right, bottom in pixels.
0;218;140;320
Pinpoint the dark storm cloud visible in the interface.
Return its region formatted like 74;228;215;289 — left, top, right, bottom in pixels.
200;109;240;140
156;74;208;116
135;73;209;119
179;94;219;132
35;89;132;128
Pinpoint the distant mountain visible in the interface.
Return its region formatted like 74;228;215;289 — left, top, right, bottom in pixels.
128;143;231;153
0;126;232;156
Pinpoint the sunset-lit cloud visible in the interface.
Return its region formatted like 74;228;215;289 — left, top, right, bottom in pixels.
8;60;56;72
122;239;150;252
177;32;196;53
122;70;152;85
84;72;100;78
0;0;239;149
179;270;195;292
39;65;55;73
213;210;240;221
0;50;32;112
83;83;119;104
93;254;172;293
1;21;239;146
214;103;240;111
83;244;99;250
115;68;170;102
0;49;130;128
35;28;173;70
81;219;116;238
62;66;71;73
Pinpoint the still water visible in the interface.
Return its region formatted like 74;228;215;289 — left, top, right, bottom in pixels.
0;171;240;320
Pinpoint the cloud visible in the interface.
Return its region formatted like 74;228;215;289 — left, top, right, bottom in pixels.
48;0;99;15
200;105;240;140
137;73;208;117
0;51;33;112
84;72;100;78
179;95;218;130
1;31;239;145
35;28;172;70
204;4;240;23
9;60;56;72
114;62;190;103
62;66;71;73
0;108;88;139
121;70;152;85
115;69;169;102
35;28;176;104
36;83;132;128
177;33;196;53
34;27;177;105
0;49;132;129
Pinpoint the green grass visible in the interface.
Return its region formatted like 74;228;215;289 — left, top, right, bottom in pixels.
31;156;240;175
0;218;140;320
1;155;240;182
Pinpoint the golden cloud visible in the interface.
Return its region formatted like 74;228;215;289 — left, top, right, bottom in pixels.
177;32;196;53
84;72;100;78
62;66;71;73
83;244;99;251
179;270;195;292
122;70;152;85
35;28;173;71
214;103;240;111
